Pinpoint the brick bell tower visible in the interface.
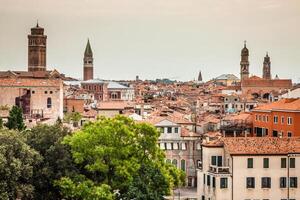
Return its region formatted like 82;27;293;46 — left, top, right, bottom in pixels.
28;22;47;72
83;39;94;81
240;41;249;81
262;52;271;79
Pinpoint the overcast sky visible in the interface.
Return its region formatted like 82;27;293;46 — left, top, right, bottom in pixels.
0;0;299;82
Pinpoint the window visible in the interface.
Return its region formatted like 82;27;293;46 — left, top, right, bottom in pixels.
263;158;269;168
166;159;171;164
207;175;211;186
281;116;284;124
217;156;222;167
173;143;179;150
220;178;228;189
256;115;258;121
32;90;35;94
261;177;271;188
290;158;295;168
290;177;297;188
211;156;217;165
174;127;179;133
50;91;53;94
266;116;269;122
166;143;172;150
246;177;255;188
181;143;187;150
181;159;186;171
212;177;216;188
44;91;48;94
47;97;52;108
281;158;287;168
272;130;278;137
274;116;278;124
247;158;253;168
203;174;205;184
288;132;292;137
280;177;287;188
211;156;222;166
167;127;172;133
172;159;178;167
288;117;293;125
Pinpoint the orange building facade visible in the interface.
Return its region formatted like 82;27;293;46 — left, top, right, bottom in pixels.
252;99;300;137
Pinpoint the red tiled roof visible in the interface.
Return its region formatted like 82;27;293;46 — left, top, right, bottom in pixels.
0;78;62;87
253;98;300;112
222;137;300;155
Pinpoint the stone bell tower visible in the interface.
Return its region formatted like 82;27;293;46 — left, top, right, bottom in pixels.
83;39;94;81
240;41;249;81
262;52;271;79
28;22;47;72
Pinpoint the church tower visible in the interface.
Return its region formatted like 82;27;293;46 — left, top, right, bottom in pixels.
28;22;47;72
262;52;271;79
83;39;94;81
240;41;249;81
198;70;203;82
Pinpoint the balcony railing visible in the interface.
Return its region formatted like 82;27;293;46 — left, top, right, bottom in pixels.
209;165;230;174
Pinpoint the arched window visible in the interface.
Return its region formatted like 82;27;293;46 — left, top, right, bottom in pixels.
166;159;171;164
111;92;118;99
181;159;186;171
47;97;52;108
172;159;178;167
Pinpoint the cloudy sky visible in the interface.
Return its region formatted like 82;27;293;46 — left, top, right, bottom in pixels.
0;0;299;82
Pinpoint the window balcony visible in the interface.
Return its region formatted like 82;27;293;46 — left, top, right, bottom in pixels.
209;165;230;174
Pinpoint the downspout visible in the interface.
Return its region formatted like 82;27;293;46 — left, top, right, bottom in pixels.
287;154;290;200
231;155;233;200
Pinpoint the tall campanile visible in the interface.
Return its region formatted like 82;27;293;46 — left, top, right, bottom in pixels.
240;41;249;81
83;39;94;81
28;23;47;72
262;52;271;79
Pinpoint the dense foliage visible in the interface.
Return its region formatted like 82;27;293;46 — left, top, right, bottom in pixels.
56;116;185;199
0;129;40;199
25;124;78;200
5;105;26;131
0;116;184;199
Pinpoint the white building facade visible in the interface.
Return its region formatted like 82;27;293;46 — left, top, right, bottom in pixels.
197;137;300;200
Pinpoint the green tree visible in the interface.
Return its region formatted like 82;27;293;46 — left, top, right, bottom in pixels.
0;129;41;199
63;112;82;127
56;116;184;199
25;124;79;200
5;105;26;131
55;176;114;200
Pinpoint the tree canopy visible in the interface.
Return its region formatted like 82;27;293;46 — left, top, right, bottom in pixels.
25;123;79;200
56;116;185;199
5;105;26;131
0;129;40;199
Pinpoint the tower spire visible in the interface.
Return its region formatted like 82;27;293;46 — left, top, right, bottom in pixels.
83;39;94;81
244;40;247;48
84;38;93;57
